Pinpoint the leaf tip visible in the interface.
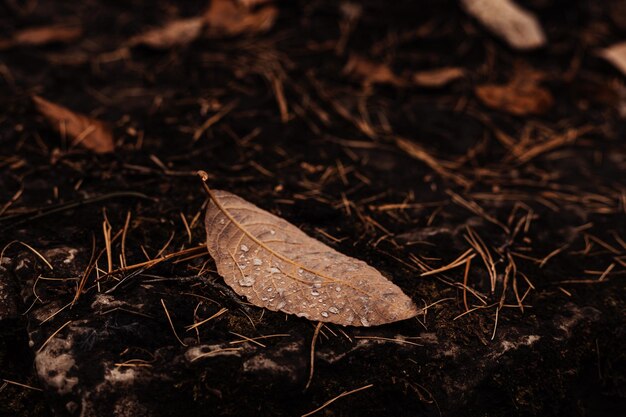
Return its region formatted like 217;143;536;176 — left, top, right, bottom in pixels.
388;297;420;324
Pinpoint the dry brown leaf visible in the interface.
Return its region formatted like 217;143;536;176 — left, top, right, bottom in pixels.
343;55;405;87
0;25;82;50
412;67;465;88
127;1;277;48
204;0;278;38
201;178;418;327
33;96;114;153
128;17;205;49
461;0;546;50
599;42;626;76
475;69;553;116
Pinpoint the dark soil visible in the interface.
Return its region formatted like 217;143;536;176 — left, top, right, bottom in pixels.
1;1;625;416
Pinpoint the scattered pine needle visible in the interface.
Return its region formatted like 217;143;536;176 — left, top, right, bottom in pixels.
420;250;475;276
453;303;498;321
102;212;113;273
491;306;500;340
1;379;43;392
420;297;455;314
40;301;71;324
228;332;290;346
354;336;423;346
100;244;206;278
539;244;568;268
465;227;498;293
190;347;243;362
114;359;153;367
120;210;132;268
305;321;323;390
301;383;374;417
193;100;238;141
161;299;187;346
38;320;71;353
0;240;53;270
228;331;267;347
180;212;192;244
463;256;472;312
186;307;228;331
72;234;97;305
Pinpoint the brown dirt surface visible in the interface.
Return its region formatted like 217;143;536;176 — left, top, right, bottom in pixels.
0;1;625;416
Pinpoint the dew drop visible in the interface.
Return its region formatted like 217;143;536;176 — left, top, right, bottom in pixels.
276;300;286;309
335;286;341;292
269;267;281;274
238;276;255;287
267;287;273;292
253;258;263;266
219;219;225;224
313;282;322;289
261;297;268;301
270;230;276;235
328;307;339;314
240;244;249;252
360;317;370;327
321;311;329;318
298;269;304;275
311;289;320;296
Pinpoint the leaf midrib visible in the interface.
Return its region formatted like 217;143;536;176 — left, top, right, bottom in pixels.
207;189;371;290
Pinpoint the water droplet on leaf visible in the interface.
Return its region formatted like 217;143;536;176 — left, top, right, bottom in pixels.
238;276;255;287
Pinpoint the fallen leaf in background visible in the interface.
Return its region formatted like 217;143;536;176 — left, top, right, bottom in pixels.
461;0;546;50
475;68;553;115
412;67;465;88
599;42;626;76
204;0;278;37
127;0;277;49
200;175;418;327
33;96;114;153
0;25;82;50
128;17;204;49
343;55;405;87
